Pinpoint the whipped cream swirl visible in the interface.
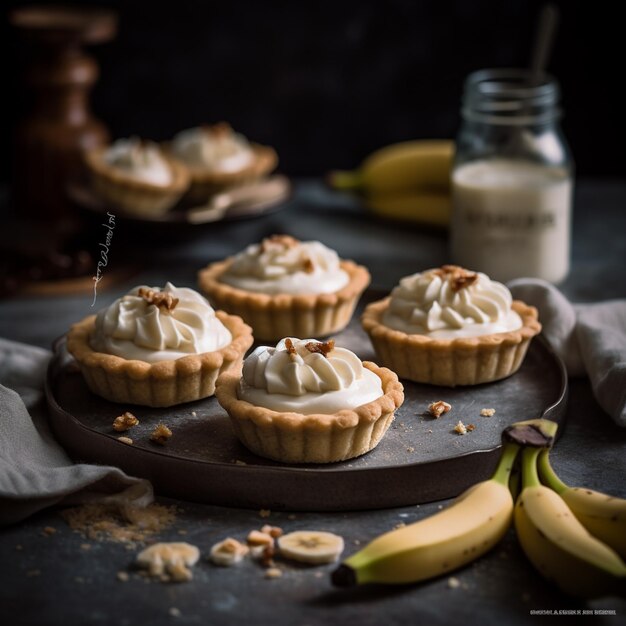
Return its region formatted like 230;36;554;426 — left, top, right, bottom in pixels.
90;283;232;363
171;123;254;172
220;235;349;295
382;266;522;339
105;138;172;186
238;338;383;414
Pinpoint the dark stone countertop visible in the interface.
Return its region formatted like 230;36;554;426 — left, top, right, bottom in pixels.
1;179;625;626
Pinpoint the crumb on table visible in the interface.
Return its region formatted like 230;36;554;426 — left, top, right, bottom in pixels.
480;408;496;417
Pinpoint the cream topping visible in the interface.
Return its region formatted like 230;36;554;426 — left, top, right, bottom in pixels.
104;138;172;186
382;265;522;339
171;123;254;172
238;338;383;414
219;235;349;295
90;282;232;363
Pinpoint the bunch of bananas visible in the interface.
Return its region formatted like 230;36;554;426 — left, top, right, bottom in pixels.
332;419;626;598
328;140;454;228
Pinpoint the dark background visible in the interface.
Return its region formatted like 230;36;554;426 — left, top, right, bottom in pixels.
2;0;622;180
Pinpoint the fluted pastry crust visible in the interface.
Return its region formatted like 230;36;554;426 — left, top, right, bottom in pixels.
215;362;404;464
66;311;253;407
85;147;190;216
361;298;541;386
198;259;370;341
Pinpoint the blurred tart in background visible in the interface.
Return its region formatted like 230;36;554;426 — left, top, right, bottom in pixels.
85;137;189;216
169;122;277;202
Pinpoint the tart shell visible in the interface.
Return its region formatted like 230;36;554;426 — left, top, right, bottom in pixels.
361;298;541;386
85;147;190;216
197;259;371;341
215;362;404;464
174;143;278;203
66;311;253;408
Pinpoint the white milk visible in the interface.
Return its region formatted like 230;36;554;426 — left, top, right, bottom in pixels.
451;158;572;283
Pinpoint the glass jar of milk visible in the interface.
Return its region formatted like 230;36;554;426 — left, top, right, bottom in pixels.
451;69;573;283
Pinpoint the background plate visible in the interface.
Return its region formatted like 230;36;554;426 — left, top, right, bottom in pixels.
45;294;567;511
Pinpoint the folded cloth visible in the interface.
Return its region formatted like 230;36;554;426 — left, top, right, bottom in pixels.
509;279;626;427
0;338;153;526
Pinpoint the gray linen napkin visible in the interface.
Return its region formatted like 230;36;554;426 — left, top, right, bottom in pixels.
0;337;153;526
509;278;626;427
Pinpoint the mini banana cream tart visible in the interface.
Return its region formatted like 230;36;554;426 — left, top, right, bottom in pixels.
215;337;404;464
198;235;370;341
85;137;190;216
66;283;253;407
169;122;278;202
361;265;541;386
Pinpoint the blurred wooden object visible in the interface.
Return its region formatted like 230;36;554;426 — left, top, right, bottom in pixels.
10;5;117;229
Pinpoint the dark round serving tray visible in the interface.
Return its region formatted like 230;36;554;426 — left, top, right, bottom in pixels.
45;295;567;512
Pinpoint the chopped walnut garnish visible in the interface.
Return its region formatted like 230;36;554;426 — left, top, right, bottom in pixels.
112;412;139;432
138;288;179;312
117;436;133;445
454;420;468;435
481;408;496;417
204;121;232;138
433;265;478;292
305;340;335;358
302;257;315;274
260;234;300;253
284;338;297;356
428;400;452;418
247;530;274;547
150;424;173;445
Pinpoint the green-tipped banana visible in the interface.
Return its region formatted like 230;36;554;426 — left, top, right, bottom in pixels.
515;447;626;598
329;140;454;195
538;449;626;560
331;443;519;587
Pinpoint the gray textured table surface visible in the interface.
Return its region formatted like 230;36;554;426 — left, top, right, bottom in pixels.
1;179;626;625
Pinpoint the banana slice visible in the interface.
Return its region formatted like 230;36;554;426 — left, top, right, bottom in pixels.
210;537;249;566
278;530;344;564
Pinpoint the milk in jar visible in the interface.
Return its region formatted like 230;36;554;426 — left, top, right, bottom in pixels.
451;159;572;283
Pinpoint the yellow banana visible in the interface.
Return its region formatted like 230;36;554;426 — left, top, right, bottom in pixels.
331;442;519;587
538;449;626;560
364;192;450;228
329;140;454;195
515;447;626;598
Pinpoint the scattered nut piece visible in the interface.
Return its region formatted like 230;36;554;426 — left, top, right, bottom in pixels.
210;537;249;566
43;526;57;536
234;460;247;466
150;424;172;445
302;257;315;274
287;514;297;520
406;446;415;453
259;509;271;518
261;525;283;538
117;571;129;582
247;530;274;547
448;576;461;589
428;400;452;418
117;436;133;445
394;522;406;529
480;408;496;417
265;567;283;579
136;542;199;582
454;420;468;435
466;424;476;432
80;543;91;551
113;412;139;432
